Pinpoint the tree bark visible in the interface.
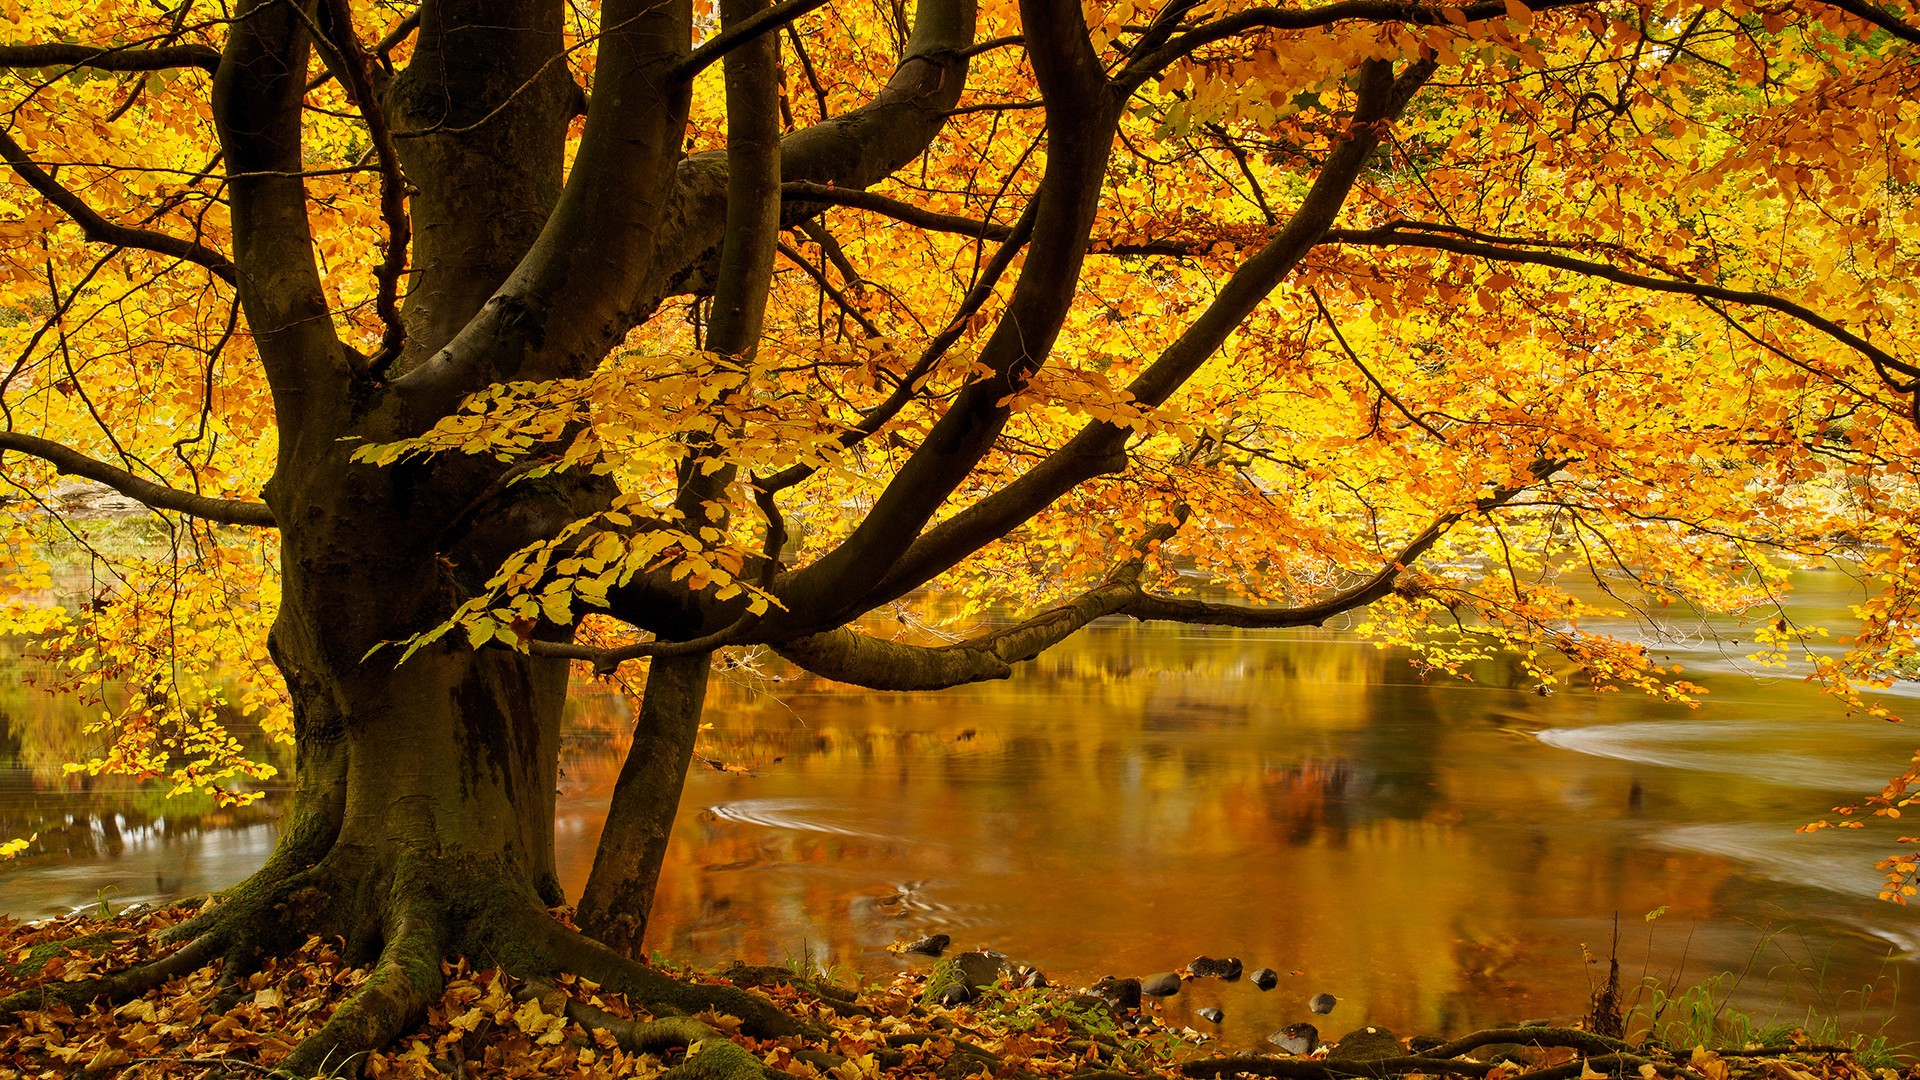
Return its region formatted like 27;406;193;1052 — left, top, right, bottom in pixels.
575;652;713;954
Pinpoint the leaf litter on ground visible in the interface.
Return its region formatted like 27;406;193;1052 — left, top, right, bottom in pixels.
2;904;1917;1080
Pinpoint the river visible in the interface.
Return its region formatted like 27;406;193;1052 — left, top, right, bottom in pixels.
2;567;1917;1053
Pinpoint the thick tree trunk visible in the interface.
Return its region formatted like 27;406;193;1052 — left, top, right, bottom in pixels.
575;651;712;955
259;558;573;942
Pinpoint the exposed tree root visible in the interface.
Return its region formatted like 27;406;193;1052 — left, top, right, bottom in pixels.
1180;1027;1648;1080
522;976;805;1080
0;924;225;1019
1180;1054;1499;1078
527;915;813;1039
721;963;869;1016
278;911;448;1077
1424;1028;1634;1058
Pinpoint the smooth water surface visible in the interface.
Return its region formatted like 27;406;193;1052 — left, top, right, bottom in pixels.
4;569;1919;1050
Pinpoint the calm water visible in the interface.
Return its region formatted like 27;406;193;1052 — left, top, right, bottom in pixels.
4;569;1920;1050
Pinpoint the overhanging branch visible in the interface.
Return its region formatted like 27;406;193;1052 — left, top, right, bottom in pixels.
0;131;237;284
778;475;1544;690
0;42;222;74
675;0;833;80
0;431;275;527
1325;224;1920;391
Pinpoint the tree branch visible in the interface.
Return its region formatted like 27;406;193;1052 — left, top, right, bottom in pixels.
674;0;833;81
846;58;1437;612
315;0;412;376
781;180;1012;239
0;42;221;74
778;472;1542;690
1118;0;1591;90
780;179;1206;255
1126;473;1542;629
1818;0;1920;44
526;615;755;674
0;131;237;284
774;512;1182;689
1324;223;1920;389
212;0;358;425
766;0;1116;629
0;431;275;527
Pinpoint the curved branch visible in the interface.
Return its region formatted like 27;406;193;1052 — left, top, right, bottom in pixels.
315;0;412;375
847;59;1436;612
781;469;1544;691
0;132;236;284
213;0;356;423
815;463;1545;695
528;609;760;676
0;42;222;74
782;180;1013;239
779;180;1198;256
0;431;276;527
675;0;833;80
767;0;1115;628
1324;224;1920;388
393;0;979;423
776;512;1181;689
1818;0;1920;43
1119;0;1592;90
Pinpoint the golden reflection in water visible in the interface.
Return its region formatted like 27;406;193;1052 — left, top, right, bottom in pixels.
552;620;1918;1049
5;581;1918;1051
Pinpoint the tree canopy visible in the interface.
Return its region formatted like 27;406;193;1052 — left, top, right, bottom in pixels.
0;0;1918;1070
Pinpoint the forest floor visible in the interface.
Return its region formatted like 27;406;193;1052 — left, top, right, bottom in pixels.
1;903;1913;1080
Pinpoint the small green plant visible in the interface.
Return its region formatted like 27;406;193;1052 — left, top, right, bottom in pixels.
779;939;853;988
1630;965;1907;1065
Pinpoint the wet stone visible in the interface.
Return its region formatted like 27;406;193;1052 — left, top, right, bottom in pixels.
1268;1022;1318;1055
1188;956;1243;981
918;950;1002;1008
1248;967;1279;990
1331;1027;1402;1061
1141;972;1182;998
1309;992;1338;1015
1197;1007;1225;1024
953;950;1003;988
904;934;951;956
1091;976;1142;1011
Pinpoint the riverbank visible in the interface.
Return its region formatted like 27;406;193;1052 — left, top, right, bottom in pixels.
2;903;1911;1079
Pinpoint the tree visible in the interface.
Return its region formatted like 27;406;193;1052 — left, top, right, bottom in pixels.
0;0;1916;1070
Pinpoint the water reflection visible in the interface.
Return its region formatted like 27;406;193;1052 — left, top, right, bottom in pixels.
3;572;1919;1051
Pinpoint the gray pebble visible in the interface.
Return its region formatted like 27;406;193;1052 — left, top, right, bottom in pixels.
1141;972;1182;998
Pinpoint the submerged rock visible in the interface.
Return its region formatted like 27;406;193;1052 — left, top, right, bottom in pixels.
1197;1007;1225;1024
1248;967;1279;990
1188;956;1243;981
903;933;951;957
1090;976;1142;1011
918;950;1003;1007
1309;991;1338;1015
1331;1026;1401;1060
1268;1022;1318;1055
954;951;1003;986
1141;972;1182;998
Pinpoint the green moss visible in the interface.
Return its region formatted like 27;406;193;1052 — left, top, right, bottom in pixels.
661;1035;769;1080
5;930;128;980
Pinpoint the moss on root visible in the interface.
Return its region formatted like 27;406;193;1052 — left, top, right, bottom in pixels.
3;930;129;981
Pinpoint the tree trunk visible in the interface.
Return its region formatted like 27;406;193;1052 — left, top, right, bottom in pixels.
576;651;712;955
